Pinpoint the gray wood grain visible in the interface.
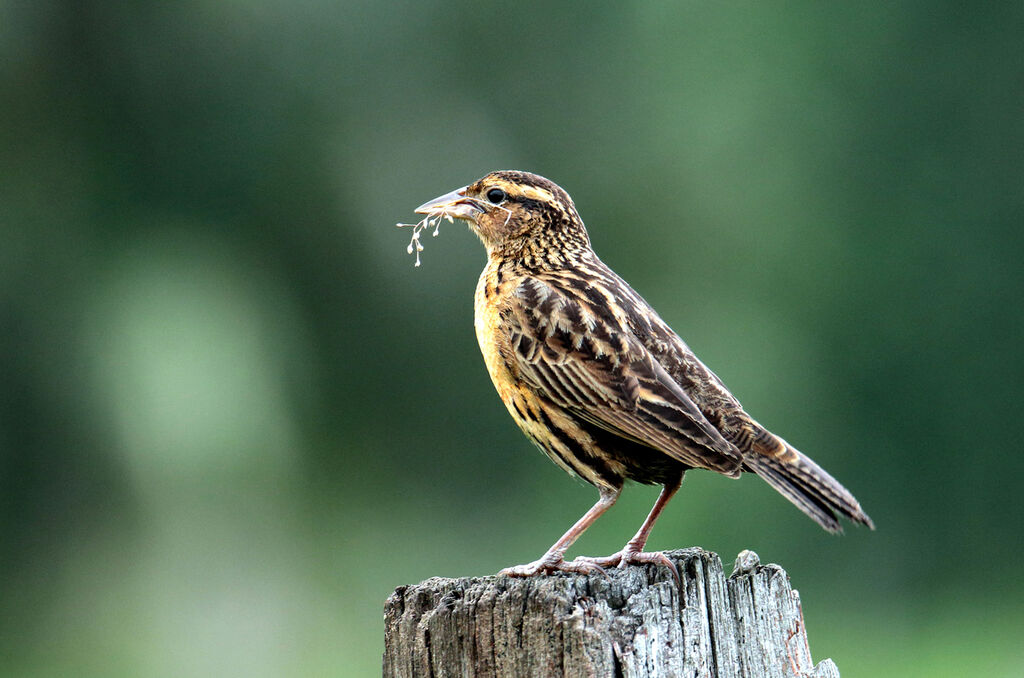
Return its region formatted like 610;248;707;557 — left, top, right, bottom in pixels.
383;548;841;678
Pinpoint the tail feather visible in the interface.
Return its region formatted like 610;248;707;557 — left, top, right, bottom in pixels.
743;428;874;533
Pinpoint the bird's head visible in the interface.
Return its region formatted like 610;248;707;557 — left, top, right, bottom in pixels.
415;171;590;258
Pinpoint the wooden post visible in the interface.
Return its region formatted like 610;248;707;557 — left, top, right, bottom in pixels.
383;548;841;678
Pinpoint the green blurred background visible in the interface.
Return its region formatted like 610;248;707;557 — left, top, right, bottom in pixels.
2;2;1021;676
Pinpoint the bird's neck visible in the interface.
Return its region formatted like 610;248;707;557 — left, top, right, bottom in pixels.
487;224;592;270
488;240;594;274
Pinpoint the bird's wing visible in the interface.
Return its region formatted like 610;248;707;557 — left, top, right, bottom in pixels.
579;259;747;419
506;277;743;475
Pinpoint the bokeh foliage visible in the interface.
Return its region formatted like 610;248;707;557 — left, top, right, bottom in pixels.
1;2;1021;676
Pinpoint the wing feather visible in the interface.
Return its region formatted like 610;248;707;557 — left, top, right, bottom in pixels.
507;278;742;475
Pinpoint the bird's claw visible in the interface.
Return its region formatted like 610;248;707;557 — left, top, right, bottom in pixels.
499;554;608;578
571;549;680;585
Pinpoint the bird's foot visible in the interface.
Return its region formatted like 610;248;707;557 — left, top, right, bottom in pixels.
499;552;607;578
570;546;680;584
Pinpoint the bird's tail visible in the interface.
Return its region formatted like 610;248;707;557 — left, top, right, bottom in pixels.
742;424;874;533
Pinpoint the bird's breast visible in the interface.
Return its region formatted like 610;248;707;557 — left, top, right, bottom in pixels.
474;265;519;397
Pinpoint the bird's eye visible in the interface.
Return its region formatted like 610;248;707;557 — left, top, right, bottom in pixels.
486;188;506;204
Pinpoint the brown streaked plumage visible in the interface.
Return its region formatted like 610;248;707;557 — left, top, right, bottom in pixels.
413;170;873;578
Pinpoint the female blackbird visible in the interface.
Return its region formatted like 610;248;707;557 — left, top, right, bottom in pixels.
413;170;873;577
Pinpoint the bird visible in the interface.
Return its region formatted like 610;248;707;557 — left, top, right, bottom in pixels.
411;170;873;578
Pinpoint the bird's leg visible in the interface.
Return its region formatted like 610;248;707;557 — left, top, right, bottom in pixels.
571;472;683;582
499;486;620;577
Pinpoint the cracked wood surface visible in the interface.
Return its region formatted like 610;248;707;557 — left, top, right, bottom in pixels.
383;548;840;678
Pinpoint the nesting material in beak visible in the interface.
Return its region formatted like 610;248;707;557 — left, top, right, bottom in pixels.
398;186;482;267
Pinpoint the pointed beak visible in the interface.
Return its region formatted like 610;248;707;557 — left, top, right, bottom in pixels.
414;186;483;221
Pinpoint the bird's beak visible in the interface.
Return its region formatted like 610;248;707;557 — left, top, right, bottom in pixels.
414;186;482;221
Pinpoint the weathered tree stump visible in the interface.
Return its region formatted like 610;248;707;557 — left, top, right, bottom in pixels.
383;548;840;678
